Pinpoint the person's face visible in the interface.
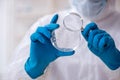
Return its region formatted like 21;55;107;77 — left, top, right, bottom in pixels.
72;0;107;19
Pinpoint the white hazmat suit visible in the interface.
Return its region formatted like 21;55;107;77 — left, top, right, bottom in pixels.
7;0;120;80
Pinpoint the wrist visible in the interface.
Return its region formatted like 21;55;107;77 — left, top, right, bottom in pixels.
100;48;120;70
24;57;44;79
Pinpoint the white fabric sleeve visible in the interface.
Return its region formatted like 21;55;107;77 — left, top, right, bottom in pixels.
5;14;53;80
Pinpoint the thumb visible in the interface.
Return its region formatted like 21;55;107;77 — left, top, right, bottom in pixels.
57;50;75;57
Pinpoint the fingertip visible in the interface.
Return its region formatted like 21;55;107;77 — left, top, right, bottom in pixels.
69;50;75;55
88;22;97;26
50;14;59;23
54;24;60;29
86;22;98;30
67;50;75;56
71;50;75;55
54;14;58;18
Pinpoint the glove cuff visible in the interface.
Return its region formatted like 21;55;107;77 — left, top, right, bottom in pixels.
24;57;44;79
100;48;120;70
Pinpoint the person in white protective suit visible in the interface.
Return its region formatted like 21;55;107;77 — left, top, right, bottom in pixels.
7;0;120;80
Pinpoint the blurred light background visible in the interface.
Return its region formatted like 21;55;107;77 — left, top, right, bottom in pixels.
0;0;120;79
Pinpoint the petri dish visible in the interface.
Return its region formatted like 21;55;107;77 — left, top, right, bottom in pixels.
51;12;84;52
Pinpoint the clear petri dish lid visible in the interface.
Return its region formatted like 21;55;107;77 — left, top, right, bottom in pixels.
63;12;84;32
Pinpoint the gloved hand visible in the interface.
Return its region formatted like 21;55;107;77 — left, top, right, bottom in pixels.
81;22;120;70
24;14;75;79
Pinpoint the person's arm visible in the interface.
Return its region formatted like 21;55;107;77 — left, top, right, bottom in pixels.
81;22;120;70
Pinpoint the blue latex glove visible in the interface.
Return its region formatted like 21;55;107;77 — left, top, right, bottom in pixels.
24;14;75;79
81;22;120;70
